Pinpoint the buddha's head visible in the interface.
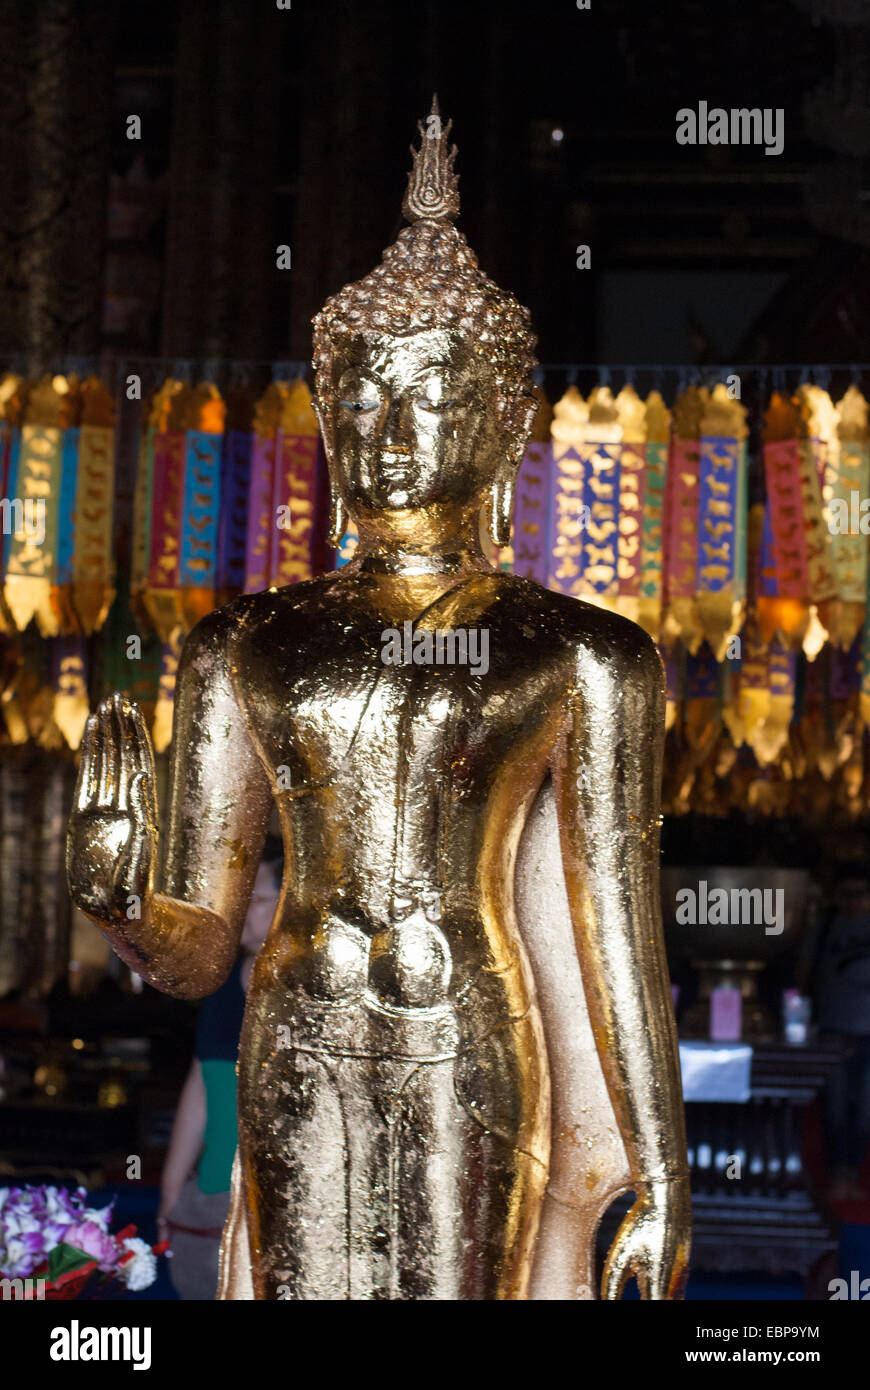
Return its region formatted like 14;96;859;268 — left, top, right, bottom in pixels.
312;100;538;551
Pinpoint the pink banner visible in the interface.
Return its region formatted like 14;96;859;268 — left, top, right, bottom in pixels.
763;438;808;599
664;437;700;601
244;434;277;593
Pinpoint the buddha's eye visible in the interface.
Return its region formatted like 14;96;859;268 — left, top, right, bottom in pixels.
336;371;381;416
415;383;466;412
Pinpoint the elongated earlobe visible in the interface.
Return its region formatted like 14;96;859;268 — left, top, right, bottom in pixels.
313;396;346;547
328;486;347;548
489;476;515;549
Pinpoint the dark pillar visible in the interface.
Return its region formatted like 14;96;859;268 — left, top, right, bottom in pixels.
161;0;282;361
0;0;114;365
289;0;395;358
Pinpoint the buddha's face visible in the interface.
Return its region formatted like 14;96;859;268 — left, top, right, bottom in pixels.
325;329;511;533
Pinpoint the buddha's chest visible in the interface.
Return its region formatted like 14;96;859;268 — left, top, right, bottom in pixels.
236;616;566;797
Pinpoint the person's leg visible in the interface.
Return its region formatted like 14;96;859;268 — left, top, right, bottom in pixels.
167;1179;230;1299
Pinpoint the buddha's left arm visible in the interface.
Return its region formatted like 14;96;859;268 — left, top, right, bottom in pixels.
551;620;691;1296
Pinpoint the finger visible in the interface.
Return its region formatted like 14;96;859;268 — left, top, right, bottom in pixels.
129;701;157;811
124;773;154;892
96;698;119;807
128;770;148;823
92;701;110;806
114;693;137;811
74;714;99;812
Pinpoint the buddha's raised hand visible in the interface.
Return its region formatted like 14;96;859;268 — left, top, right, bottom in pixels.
67;692;158;926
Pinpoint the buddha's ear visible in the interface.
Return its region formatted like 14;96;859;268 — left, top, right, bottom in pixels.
312;395;348;547
327;487;348;548
311;394;335;467
488;467;515;549
496;391;538;468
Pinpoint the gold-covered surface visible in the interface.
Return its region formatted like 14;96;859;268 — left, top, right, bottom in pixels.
68;103;689;1300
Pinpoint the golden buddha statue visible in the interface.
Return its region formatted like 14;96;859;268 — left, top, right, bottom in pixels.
67;102;690;1300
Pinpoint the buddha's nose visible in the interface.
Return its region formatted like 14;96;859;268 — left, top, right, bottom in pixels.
381;396;410;451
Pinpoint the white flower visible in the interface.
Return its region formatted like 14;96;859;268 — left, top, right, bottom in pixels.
45;1191;74;1225
83;1206;111;1232
119;1238;157;1292
2;1212;39;1237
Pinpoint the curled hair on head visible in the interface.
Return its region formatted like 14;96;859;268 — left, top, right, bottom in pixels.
311;100;537;418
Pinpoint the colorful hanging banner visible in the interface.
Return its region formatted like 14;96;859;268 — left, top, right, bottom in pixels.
860;536;870;729
663;644;681;732
270;380;319;588
795;384;839;656
244;382;286;593
759;505;778;598
695;383;747;662
509;386;552;585
763;395;807;598
131;399;155;634
663;385;705;651
722;501;756;752
0;375;26;635
153;626;185;755
829;386;870;648
73;377;116;635
637;391;669;642
764;639;797;766
51;633;89;750
3;376;67;636
761;391;810;650
577;386;621;604
217;387;254;602
144;380;187;643
614;384;645;624
831;634;861;701
547;386;588;596
684;639;721;759
179;382;224;631
54;382;81;635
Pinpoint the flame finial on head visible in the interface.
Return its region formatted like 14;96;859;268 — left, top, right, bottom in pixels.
312;102;537;409
402;93;460;223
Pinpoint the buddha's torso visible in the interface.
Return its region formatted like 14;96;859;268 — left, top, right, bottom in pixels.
226;568;589;1297
229;569;577;1034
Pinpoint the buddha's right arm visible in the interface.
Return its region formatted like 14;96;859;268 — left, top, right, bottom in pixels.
67;608;274;1000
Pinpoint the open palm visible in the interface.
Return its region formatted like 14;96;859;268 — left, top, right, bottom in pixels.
67;693;158;924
